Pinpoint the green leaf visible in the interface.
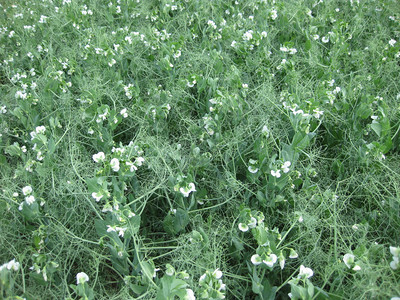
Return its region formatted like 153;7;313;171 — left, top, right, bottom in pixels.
251;268;262;294
163;209;189;235
380;117;391;137
174;208;189;233
259;279;277;300
5;143;22;157
156;275;188;300
86;177;107;194
20;202;40;221
371;121;381;137
256;191;266;206
356;103;372;119
231;236;244;251
381;137;392;153
307;280;315;298
192;230;203;242
0;154;6;165
314;286;339;300
36;133;48;145
253;226;268;246
332;159;344;176
128;215;141;235
48;138;56;154
30;272;47;285
305;39;312;51
292;132;310;151
198;227;209;245
94;219;107;237
290;282;308;299
128;283;147;295
141;261;155;282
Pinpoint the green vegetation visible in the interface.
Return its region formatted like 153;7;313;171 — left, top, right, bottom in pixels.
1;0;400;299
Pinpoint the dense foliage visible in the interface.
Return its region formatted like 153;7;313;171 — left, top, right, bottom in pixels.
1;0;400;299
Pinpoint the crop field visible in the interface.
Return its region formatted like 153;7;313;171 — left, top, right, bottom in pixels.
1;0;400;299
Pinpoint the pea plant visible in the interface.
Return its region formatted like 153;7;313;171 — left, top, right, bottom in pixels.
1;0;400;299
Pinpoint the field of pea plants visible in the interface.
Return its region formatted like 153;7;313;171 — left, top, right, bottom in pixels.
1;0;400;299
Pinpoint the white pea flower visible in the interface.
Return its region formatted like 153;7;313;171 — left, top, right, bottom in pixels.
238;223;249;232
390;246;400;257
7;259;20;271
102;203;113;213
199;273;206;284
179;183;196;197
343;253;355;269
251;254;262;265
248;217;257;228
0;259;20;272
106;225;116;233
279;252;285;269
207;20;217;29
135;157;145;166
39;15;48;23
390;246;400;269
36;126;46;134
248;165;259;173
313;108;324;119
76;272;89;285
91;192;103;202
36;151;44;161
282;161;291;173
126;162;137;172
263;254;278;267
108;59;116;67
333;86;341;94
242;30;253;41
25;195;36;205
184;289;196;300
289;249;298;259
270;9;278;20
110;158;120;172
262;125;270;136
115;226;127;237
213;269;223;279
322;36;329;43
352;264;361;271
389;39;397;47
120;108;128;118
22;186;33;195
390;256;399;270
271;170;281;178
92;152;105;163
299;265;313;278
